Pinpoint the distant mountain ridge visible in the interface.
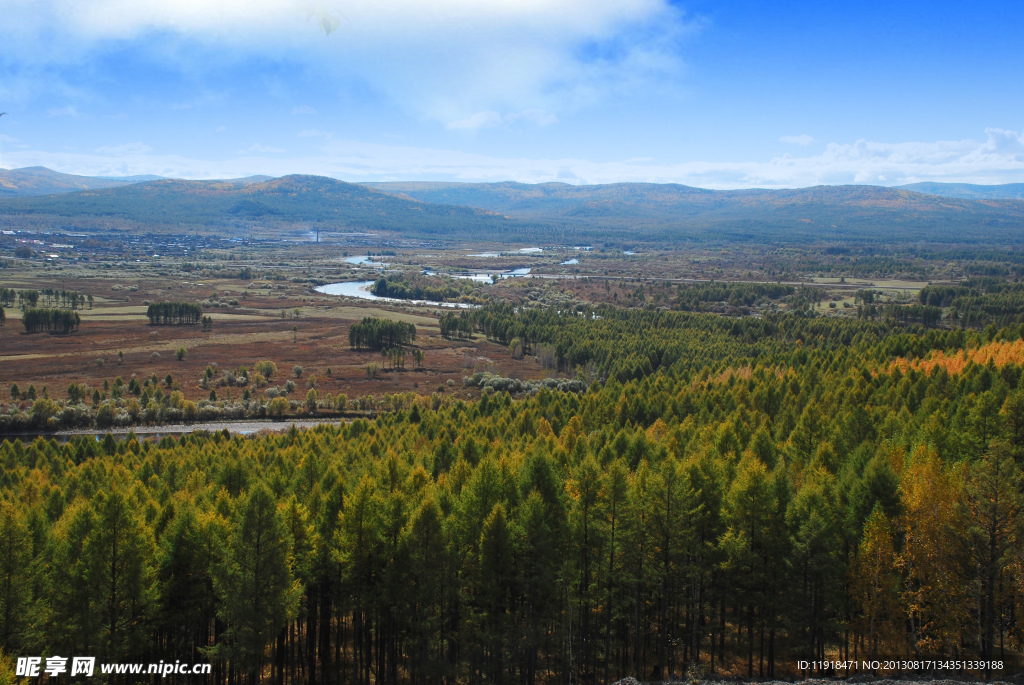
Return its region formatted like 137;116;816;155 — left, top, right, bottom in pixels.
0;167;139;197
3;170;1024;245
896;182;1024;200
365;180;1024;244
0;166;278;197
0;174;520;238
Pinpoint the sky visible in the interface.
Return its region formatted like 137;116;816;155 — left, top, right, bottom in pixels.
0;0;1023;188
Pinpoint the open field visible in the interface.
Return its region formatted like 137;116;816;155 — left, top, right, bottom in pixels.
0;225;1017;418
0;270;545;407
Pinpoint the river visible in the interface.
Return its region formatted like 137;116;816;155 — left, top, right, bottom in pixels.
2;418;351;443
314;281;477;308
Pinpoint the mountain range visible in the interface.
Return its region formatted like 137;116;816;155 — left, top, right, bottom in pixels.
0;174;519;238
896;182;1024;200
0;166;141;197
365;181;1024;244
1;168;1024;245
0;166;273;198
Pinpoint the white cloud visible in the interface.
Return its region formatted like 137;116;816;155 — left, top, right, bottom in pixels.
507;109;559;126
215;126;227;132
18;0;676;44
447;109;559;130
5;128;1024;189
46;106;78;117
1;0;692;125
240;143;285;154
292;105;317;114
780;134;814;146
95;141;152;154
447;111;504;131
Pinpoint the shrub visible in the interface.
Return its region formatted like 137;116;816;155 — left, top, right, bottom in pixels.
254;360;277;380
268;395;289;418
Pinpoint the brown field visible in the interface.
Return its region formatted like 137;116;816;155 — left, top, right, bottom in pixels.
0;231;969;412
0;272;542;406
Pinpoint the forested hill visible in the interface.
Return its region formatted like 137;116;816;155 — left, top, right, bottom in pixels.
0;175;522;237
6;173;1024;244
899;182;1024;200
367;181;1024;245
0;166;273;198
0;166;141;197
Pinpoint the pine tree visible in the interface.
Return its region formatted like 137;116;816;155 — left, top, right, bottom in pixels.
214;482;300;683
567;455;603;679
336;476;382;685
86;488;156;661
476;503;514;683
599;461;628;684
0;503;33;653
158;505;223;661
851;507;901;661
962;440;1022;675
898;447;967;656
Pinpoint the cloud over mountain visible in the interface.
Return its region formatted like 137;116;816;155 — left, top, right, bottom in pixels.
4;128;1023;189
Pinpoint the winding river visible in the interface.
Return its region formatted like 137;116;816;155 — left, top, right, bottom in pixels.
314;281;477;308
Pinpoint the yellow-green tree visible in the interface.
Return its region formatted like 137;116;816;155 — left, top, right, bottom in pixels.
214;482;300;683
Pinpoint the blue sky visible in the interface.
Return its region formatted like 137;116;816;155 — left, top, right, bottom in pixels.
1;0;1022;187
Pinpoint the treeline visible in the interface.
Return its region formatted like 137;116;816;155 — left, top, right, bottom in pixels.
918;279;1024;329
371;274;469;303
675;282;793;311
21;307;80;334
0;287;86;309
3;316;1024;682
146;301;204;325
38;288;87;309
348;317;417;351
791;254;931;280
439;311;474;340
858;303;943;326
468;302;913;383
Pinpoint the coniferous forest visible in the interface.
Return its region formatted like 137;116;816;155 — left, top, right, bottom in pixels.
3;308;1024;682
2;0;1023;681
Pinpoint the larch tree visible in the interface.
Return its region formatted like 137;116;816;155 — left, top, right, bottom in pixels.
214;482;300;684
962;440;1022;675
0;502;33;653
851;507;902;661
898;447;967;657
